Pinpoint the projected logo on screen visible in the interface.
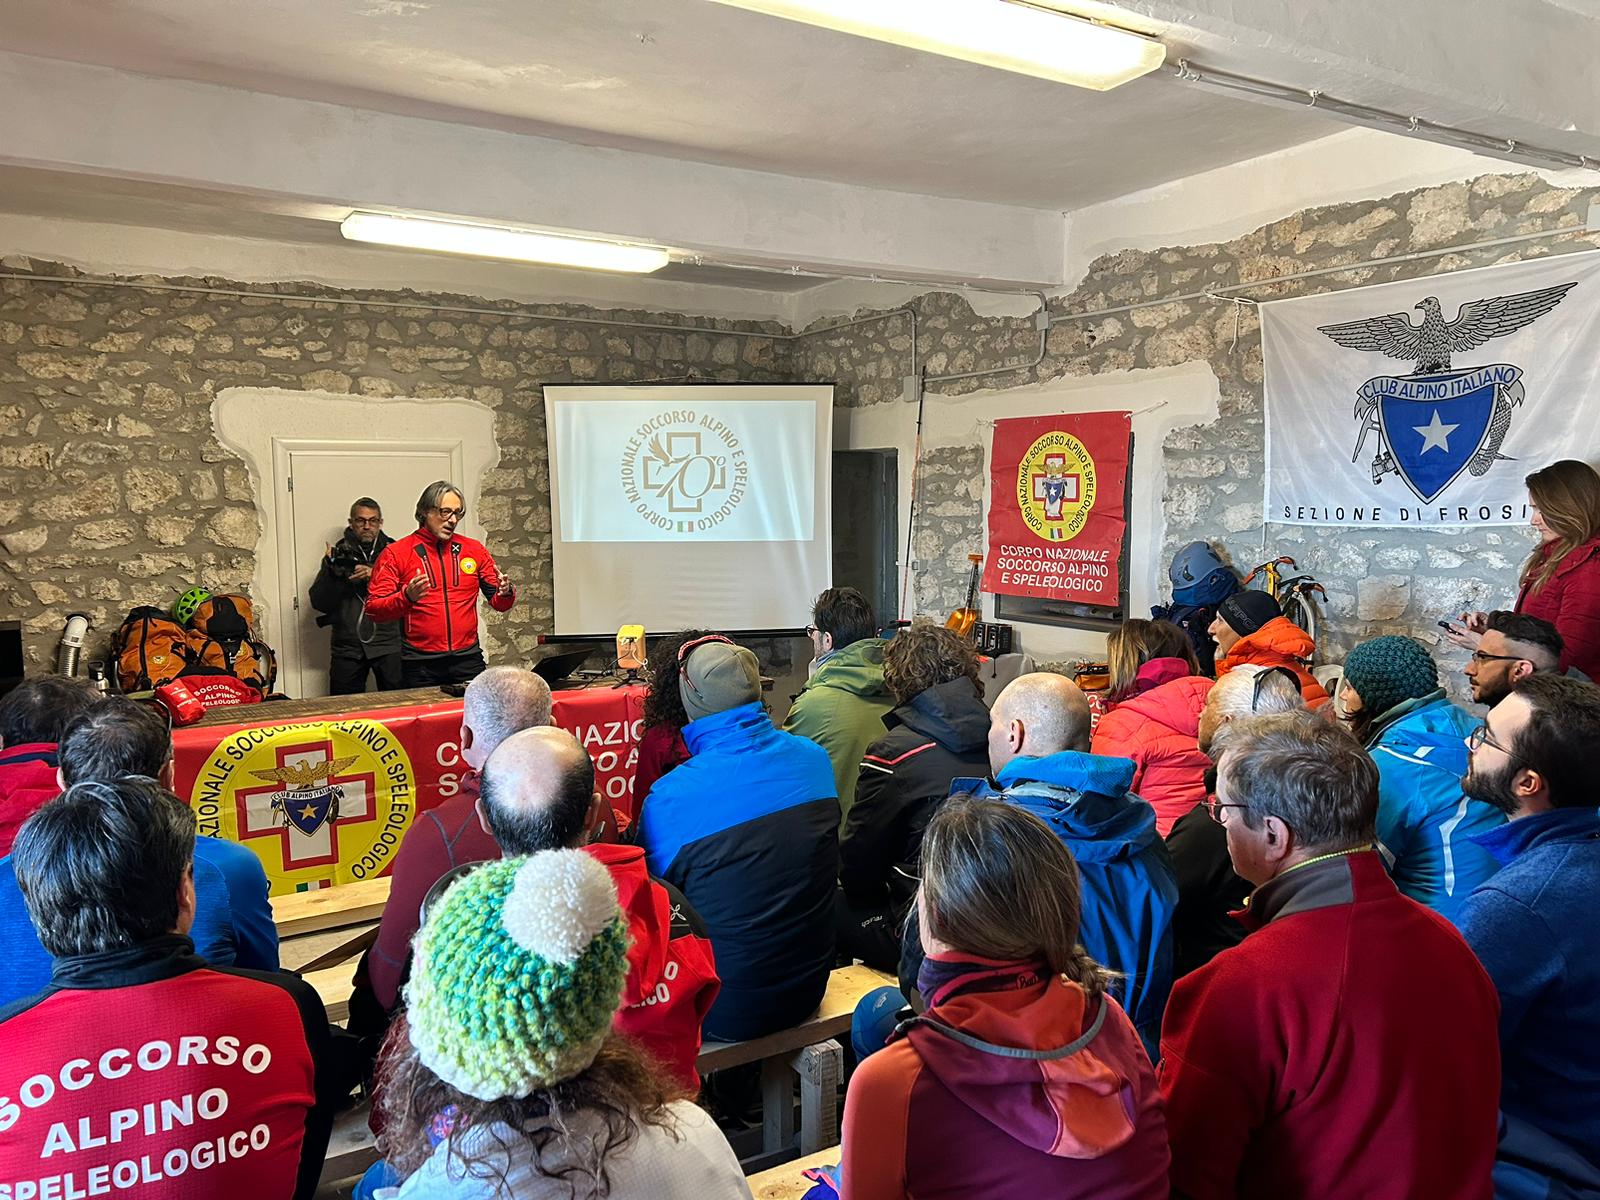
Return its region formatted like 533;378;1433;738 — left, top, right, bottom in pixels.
620;410;749;534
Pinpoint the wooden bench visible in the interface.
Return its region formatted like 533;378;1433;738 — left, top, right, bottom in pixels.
748;1148;839;1199
304;958;361;1026
318;1101;382;1191
698;963;893;1158
275;878;390;977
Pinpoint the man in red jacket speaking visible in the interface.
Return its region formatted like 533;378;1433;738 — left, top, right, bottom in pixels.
366;480;515;687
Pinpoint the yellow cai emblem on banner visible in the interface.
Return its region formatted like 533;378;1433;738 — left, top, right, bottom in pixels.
1016;431;1097;542
187;718;415;896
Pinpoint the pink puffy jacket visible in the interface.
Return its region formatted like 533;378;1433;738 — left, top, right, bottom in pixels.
1092;672;1214;836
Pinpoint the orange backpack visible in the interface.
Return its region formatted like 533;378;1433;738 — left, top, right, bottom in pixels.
186;593;278;694
112;607;194;692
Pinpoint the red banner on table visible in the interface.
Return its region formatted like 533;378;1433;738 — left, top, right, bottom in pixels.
171;687;644;896
982;412;1131;606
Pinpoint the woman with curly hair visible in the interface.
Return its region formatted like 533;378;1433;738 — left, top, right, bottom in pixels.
633;630;713;808
375;849;748;1198
837;622;990;971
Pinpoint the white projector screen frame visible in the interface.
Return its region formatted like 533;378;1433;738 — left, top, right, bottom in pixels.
544;384;834;635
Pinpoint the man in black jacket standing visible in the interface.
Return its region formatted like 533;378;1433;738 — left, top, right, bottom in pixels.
310;497;401;694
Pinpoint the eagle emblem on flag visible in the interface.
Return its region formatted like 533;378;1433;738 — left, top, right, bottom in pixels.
1318;282;1575;503
250;755;359;836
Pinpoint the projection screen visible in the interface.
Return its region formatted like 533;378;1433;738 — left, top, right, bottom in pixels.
544;384;834;634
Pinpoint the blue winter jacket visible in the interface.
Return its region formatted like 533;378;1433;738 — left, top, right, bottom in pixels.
1365;692;1506;921
1458;807;1600;1200
0;834;279;1008
638;701;840;1042
949;750;1178;1054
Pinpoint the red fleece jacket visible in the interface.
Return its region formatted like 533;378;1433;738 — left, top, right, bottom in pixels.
1159;851;1500;1200
0;743;61;857
1517;535;1600;679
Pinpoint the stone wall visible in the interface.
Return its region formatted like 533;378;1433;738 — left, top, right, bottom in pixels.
0;263;788;674
817;172;1600;675
6;170;1598;686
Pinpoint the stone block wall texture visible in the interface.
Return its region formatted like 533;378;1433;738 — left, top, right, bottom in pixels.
791;172;1600;682
5;171;1598;689
0;263;790;673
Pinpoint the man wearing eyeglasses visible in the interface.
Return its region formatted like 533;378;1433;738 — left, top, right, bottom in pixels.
1458;674;1600;1200
1463;610;1563;707
309;497;402;694
1161;711;1501;1200
367;481;517;687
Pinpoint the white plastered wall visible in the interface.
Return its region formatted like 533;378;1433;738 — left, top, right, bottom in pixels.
212;388;499;680
843;361;1221;662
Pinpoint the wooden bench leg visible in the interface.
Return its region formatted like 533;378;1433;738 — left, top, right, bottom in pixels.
791;1040;844;1155
760;1056;797;1155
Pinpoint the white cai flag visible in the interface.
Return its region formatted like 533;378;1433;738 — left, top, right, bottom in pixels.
1262;251;1600;527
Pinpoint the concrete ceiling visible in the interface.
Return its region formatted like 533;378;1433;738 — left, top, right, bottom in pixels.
0;1;1590;299
0;0;1335;210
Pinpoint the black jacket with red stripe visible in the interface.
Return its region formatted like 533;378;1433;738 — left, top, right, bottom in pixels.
0;936;340;1200
365;528;515;655
839;677;992;916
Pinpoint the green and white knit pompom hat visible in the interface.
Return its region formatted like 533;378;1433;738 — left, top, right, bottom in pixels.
405;849;630;1101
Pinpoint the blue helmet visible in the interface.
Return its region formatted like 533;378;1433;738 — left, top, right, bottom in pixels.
1169;541;1239;607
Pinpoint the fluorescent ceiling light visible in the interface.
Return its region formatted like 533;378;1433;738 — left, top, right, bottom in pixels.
340;213;671;274
707;0;1164;90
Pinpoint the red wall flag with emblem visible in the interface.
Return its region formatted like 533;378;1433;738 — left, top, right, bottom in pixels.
982;412;1131;606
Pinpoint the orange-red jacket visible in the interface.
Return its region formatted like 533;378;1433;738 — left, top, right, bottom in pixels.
1215;616;1329;708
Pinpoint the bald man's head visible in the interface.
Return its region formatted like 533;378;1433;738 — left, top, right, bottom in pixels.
478;726;597;855
988;673;1091;775
461;666;553;770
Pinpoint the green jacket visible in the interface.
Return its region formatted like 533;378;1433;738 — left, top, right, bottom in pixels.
783;638;893;826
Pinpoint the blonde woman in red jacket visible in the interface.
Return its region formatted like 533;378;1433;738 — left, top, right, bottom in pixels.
1092;620;1213;836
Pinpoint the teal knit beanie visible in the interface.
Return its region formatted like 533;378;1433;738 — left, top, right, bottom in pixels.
1341;635;1439;721
405;850;630;1101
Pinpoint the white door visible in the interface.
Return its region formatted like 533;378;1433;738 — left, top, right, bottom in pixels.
274;440;468;698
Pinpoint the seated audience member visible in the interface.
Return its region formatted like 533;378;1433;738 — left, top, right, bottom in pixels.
376;850;748;1199
1459;674;1600;1199
838;623;989;970
1209;592;1328;707
638;637;839;1041
0;676;97;855
1465;610;1564;705
905;672;1176;1052
633;629;711;806
0;777;340;1200
1165;665;1304;977
1338;635;1504;919
0;698;278;1007
844;797;1169;1199
362;665;551;1014
1160;712;1500;1200
1092;619;1212;835
784;586;893;823
1105;617;1202;703
479;726;718;1093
